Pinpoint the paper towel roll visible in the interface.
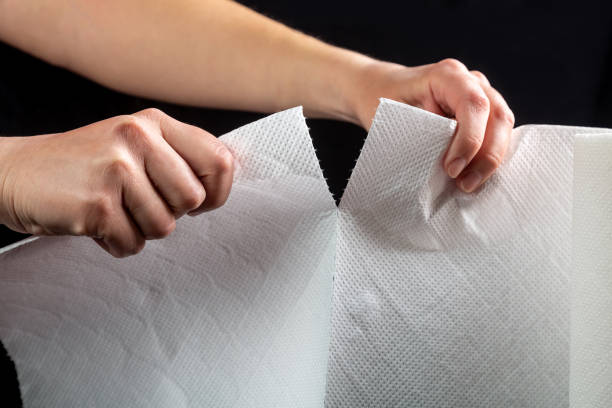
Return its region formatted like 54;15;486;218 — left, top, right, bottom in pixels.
571;134;612;408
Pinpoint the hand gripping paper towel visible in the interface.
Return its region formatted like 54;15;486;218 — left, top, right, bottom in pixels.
1;99;611;407
325;100;608;407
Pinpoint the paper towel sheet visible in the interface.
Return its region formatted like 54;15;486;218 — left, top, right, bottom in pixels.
571;134;612;408
0;107;337;407
1;99;611;408
326;100;608;407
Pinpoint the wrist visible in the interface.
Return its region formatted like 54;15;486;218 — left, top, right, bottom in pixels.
335;55;386;126
319;47;377;125
304;47;401;129
297;38;376;125
333;56;398;128
336;58;418;129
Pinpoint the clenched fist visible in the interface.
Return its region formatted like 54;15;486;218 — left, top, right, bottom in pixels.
0;108;234;257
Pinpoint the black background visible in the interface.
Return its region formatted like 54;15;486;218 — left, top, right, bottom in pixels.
1;1;611;406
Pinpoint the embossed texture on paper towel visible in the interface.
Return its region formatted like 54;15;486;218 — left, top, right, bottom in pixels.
1;99;611;408
325;100;606;407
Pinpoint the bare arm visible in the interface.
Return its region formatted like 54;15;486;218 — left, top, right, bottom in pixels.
0;0;515;191
0;0;516;257
0;0;368;123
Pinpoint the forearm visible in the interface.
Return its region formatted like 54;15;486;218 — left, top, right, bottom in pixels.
0;1;516;194
0;0;372;123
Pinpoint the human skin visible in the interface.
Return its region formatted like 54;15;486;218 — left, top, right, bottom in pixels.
0;109;233;257
0;0;514;257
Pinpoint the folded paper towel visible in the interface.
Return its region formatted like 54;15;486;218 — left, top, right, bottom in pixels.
0;99;610;407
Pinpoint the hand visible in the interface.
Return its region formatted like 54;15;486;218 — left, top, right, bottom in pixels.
347;58;515;193
0;108;234;257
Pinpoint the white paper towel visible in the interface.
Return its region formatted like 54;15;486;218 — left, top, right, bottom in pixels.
0;107;337;407
1;99;611;407
326;100;606;407
571;134;612;408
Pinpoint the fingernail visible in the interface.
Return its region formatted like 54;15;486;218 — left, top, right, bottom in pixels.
447;157;467;178
460;171;482;193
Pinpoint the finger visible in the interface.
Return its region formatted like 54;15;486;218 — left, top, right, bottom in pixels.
431;67;490;178
143;137;207;217
82;179;145;257
98;210;145;258
470;70;490;87
421;98;447;117
456;85;514;192
123;172;177;239
189;146;234;215
93;237;110;253
155;113;234;213
114;110;207;217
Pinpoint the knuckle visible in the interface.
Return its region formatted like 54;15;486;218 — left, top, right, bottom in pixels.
463;132;484;153
492;105;515;126
104;152;136;180
112;116;158;151
439;58;466;72
29;225;45;236
470;69;484;78
480;150;504;169
69;221;87;237
470;70;488;83
466;90;490;113
114;116;148;141
136;107;165;121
